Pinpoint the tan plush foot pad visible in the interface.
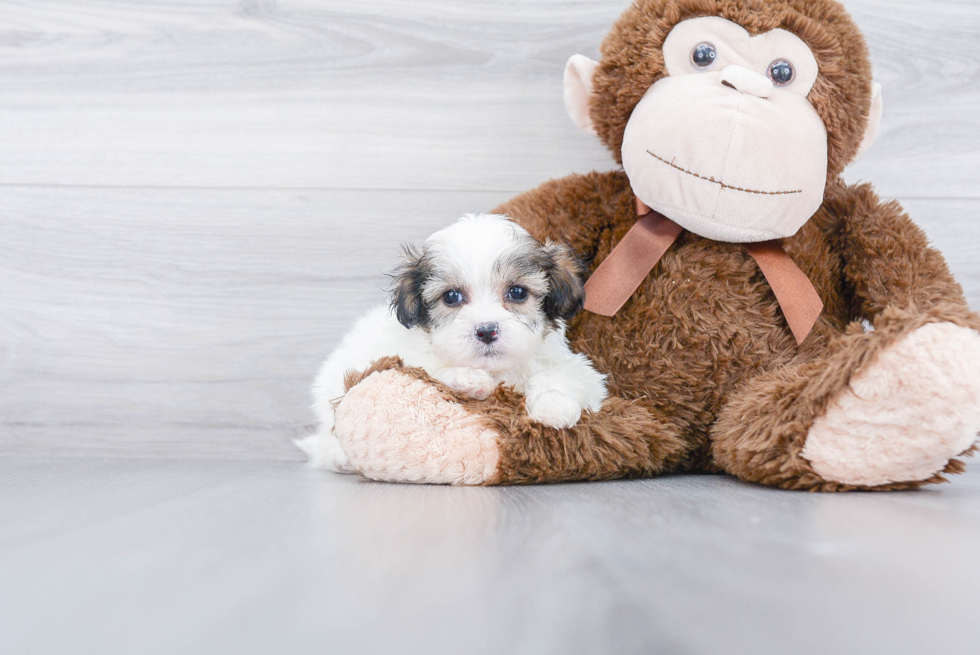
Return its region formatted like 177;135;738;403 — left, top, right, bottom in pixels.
334;368;501;485
803;323;980;486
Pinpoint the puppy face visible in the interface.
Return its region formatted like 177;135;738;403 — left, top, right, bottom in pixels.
390;214;585;374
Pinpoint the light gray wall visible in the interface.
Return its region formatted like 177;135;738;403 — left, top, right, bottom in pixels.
2;0;978;460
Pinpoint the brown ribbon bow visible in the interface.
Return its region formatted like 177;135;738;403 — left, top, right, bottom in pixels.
583;198;824;344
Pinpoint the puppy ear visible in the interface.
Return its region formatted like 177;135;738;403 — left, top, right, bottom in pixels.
543;241;586;322
389;245;429;329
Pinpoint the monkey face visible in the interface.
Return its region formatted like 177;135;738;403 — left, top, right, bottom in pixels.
564;6;883;243
620;17;828;242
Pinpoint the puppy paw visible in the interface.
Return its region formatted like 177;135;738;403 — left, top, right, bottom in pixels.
525;377;584;429
321;437;353;473
294;432;353;473
436;367;499;400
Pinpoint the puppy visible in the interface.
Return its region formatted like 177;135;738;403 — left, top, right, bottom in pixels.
296;213;607;472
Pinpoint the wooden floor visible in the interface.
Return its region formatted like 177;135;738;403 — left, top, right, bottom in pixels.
2;458;979;654
1;1;979;653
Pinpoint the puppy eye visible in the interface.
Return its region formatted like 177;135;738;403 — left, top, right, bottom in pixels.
768;59;795;86
506;286;528;302
442;290;464;306
691;42;717;68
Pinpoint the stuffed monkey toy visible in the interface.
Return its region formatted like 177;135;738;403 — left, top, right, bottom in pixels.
331;0;980;491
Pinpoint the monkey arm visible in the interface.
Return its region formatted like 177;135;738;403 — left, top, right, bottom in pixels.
826;181;973;321
492;170;633;263
333;356;690;485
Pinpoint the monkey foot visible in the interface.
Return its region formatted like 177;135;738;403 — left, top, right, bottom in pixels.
802;322;980;486
334;367;501;485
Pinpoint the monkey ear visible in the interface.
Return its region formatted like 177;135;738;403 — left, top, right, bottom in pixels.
853;82;884;162
563;54;599;136
389;245;429;329
543;242;586;322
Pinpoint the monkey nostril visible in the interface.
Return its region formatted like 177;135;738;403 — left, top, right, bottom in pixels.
719;65;773;98
475;323;499;345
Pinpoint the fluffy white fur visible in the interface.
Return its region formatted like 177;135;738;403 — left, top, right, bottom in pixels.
296;214;608;472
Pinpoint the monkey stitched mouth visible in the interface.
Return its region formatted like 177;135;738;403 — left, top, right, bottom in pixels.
647;151;802;196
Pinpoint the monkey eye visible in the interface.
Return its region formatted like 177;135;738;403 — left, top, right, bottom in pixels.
691;42;717;68
768;59;795;86
506;286;528;302
442;290;464;306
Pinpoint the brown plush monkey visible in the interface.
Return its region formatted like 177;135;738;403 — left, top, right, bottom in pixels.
331;0;980;491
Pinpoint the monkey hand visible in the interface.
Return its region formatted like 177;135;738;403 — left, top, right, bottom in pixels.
802;320;980;486
334;359;502;485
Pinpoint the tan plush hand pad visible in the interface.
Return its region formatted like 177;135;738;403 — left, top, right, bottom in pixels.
335;368;501;485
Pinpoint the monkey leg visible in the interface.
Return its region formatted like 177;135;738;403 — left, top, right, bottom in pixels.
333;357;690;485
711;304;980;491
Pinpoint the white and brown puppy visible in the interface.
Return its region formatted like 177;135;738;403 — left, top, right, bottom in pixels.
297;213;607;472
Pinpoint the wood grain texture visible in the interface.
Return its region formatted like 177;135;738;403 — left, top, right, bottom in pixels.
1;458;979;655
0;0;976;197
1;189;978;460
0;0;978;460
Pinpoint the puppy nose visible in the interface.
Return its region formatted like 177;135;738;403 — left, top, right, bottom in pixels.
720;65;773;99
475;323;499;344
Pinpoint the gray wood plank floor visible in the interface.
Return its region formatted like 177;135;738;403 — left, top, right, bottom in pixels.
2;2;979;653
2;457;979;655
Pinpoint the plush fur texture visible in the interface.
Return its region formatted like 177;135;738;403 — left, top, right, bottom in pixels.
331;0;980;490
335;358;502;485
803;323;980;486
337;356;689;486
